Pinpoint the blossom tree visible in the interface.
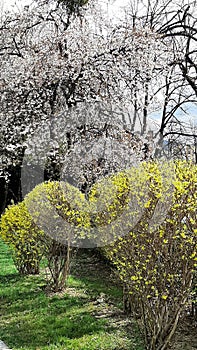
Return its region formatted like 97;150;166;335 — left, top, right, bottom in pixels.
0;0;170;212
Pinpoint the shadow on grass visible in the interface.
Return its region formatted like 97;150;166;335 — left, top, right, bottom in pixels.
0;273;106;349
1;310;106;349
0;273;23;284
0;243;143;350
70;250;123;296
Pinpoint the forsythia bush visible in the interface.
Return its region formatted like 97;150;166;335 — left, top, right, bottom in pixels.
24;175;131;247
0;202;44;274
105;161;197;350
24;180;90;290
0;160;196;328
23;176;131;289
0;173;131;285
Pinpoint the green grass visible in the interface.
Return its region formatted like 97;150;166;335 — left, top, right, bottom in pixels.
0;240;144;350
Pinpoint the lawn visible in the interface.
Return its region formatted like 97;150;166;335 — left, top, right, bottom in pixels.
0;240;144;350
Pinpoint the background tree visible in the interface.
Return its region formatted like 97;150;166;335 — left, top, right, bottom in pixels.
124;0;197;158
0;0;168;213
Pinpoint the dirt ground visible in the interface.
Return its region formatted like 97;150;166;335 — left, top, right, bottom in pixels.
71;249;197;350
169;316;197;350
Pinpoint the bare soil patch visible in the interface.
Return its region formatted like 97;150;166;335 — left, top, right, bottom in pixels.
71;249;197;350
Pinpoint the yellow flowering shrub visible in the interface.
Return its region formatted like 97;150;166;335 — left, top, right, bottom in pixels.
0;202;44;274
24;175;131;247
1;160;196;312
20;175;131;287
24;180;93;248
105;161;197;350
24;180;89;290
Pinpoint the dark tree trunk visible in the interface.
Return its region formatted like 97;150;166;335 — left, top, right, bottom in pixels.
0;164;23;216
6;165;23;206
0;177;8;215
